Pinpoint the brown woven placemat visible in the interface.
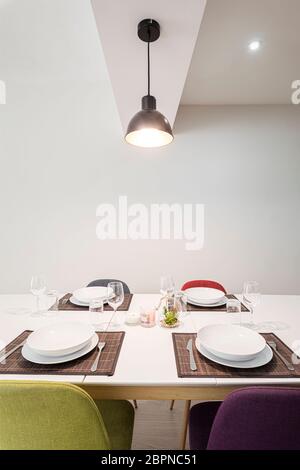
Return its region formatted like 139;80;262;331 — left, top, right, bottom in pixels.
172;332;300;378
186;294;249;312
52;293;133;311
0;331;125;376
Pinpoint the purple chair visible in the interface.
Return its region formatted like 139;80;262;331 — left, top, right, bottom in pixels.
189;387;300;450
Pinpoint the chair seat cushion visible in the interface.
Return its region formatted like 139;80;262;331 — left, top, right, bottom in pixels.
95;400;134;450
189;401;221;450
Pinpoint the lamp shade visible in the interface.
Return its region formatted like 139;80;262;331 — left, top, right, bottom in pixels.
125;95;173;148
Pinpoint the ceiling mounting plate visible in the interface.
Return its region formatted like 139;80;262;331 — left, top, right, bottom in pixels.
138;19;160;43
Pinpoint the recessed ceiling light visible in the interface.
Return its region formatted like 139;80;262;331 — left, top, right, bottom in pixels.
248;40;261;51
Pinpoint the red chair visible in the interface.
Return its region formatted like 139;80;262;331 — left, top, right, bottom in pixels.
181;280;227;294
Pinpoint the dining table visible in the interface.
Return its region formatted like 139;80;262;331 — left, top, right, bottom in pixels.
1;293;300;448
1;292;300;394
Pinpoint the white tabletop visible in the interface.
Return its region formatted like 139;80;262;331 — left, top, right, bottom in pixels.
0;294;300;387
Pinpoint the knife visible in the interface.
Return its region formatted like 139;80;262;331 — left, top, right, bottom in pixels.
186;338;197;371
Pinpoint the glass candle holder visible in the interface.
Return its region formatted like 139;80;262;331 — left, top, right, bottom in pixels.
125;311;140;325
140;309;156;328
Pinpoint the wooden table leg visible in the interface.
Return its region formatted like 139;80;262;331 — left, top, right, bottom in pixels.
180;400;191;450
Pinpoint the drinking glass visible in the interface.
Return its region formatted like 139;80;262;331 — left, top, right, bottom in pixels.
227;299;241;313
226;299;241;325
107;282;124;328
242;281;261;329
42;290;59;317
30;275;46;315
89;298;104;327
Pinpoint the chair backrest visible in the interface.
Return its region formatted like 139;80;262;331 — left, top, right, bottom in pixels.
0;381;111;450
87;279;130;294
208;387;300;450
181;279;226;294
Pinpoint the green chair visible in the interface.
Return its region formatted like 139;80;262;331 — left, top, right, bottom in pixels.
0;381;134;450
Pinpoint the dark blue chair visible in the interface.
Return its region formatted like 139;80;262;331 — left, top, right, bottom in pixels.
87;279;130;294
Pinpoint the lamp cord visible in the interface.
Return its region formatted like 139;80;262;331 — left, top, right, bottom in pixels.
147;29;150;96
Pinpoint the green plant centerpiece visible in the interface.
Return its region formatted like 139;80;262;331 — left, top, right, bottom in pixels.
160;294;180;328
163;306;178;326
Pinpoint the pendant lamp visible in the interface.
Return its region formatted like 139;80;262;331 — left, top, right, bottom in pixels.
125;19;173;148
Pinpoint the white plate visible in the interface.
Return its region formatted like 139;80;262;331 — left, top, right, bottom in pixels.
22;333;98;365
197;324;266;361
195;338;273;369
187;297;227;308
69;296;109;307
185;287;225;305
73;287;113;303
26;322;95;357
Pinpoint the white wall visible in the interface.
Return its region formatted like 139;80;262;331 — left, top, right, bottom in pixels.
0;0;300;294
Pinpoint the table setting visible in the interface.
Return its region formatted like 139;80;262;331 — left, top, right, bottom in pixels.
0;280;134;376
185;291;249;312
2;277;133;317
162;280;299;379
0;280;130;374
182;283;252;315
172;323;299;378
53;287;133;312
0;321;125;376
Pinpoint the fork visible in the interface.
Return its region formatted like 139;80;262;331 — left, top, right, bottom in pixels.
0;340;26;363
267;340;295;371
90;341;106;372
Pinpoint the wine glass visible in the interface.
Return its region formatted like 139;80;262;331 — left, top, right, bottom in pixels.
242;281;261;329
107;282;124;328
175;291;189;319
30;275;46;315
160;276;174;297
157;276;175;313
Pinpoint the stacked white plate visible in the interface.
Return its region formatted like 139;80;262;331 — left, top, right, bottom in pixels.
196;324;273;368
22;322;97;364
185;287;227;308
69;286;114;307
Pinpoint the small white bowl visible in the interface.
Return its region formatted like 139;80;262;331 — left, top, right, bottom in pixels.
73;286;113;303
185;287;225;305
27;322;95;357
197;324;266;361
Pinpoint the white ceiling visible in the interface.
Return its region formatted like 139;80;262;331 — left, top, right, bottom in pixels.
181;0;300;105
91;0;206;130
1;0;298;138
